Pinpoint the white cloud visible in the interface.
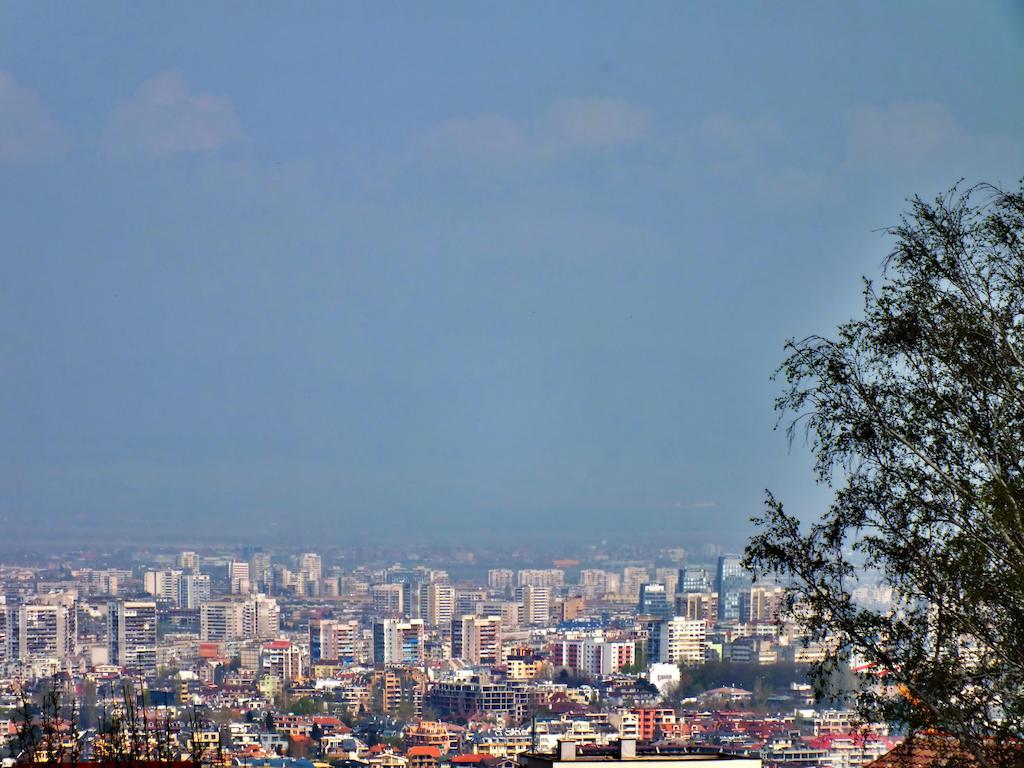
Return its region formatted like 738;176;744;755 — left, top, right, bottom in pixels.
699;112;783;158
538;98;652;153
688;501;718;510
419;114;529;165
844;101;1019;172
846;101;962;170
691;112;824;205
104;71;244;157
416;98;652;167
0;71;68;164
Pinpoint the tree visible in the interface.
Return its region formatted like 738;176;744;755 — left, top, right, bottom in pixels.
745;181;1024;767
289;697;319;716
186;704;212;767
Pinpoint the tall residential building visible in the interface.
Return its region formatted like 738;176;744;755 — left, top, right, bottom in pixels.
272;565;295;594
0;597;6;663
252;593;281;639
108;600;157;676
638;583;671;619
549;636;635;676
479;600;522;627
579;569;618;598
177;551;200;574
404;580;428;620
515;586;550;625
658;618;707;665
200;598;248;641
454;589;488;617
297;552;322;583
654;568;680;598
560;595;585;622
741;585;785;624
715;555;751;622
488;569;515;593
516;569;565;589
371;583;405;617
428;569;450;584
200;595;279;641
7;597;77;663
622;567;650;599
144;570;182;603
681;591;718;623
372;619;425;665
426;583;455;627
74;569;122;596
249;552;272;592
178;574;211;609
261;639;303;683
228;561;251;594
641;617;665;666
310;619;360;663
451;615;502;666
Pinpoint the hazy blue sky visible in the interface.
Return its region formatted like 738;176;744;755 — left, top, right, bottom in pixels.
2;2;1023;547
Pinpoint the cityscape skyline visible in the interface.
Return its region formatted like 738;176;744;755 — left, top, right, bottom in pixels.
0;539;898;765
2;3;1019;766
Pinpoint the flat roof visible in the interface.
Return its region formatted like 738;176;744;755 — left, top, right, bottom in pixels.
519;752;759;764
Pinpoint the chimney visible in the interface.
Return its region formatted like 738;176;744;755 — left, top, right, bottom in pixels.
618;738;637;760
559;740;577;761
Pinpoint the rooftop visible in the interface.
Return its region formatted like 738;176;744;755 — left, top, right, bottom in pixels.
519;741;761;768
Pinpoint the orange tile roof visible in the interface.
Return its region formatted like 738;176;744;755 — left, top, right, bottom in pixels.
407;746;442;758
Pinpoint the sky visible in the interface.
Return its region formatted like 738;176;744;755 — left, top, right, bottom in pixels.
2;2;1023;549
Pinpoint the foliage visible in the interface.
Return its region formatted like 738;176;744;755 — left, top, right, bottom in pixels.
554;668;594;687
289;697;320;716
11;677;183;765
745;181;1024;767
661;660;809;705
288;734;311;759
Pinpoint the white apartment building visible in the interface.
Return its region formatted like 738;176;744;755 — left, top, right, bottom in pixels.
488;569;515;592
297;552;322;584
515;585;551;625
108;599;157;675
310;619;361;664
371;583;404;616
427;583;456;627
451;615;502;666
372;618;425;665
6;596;77;664
177;551;200;573
144;569;182;603
179;574;211;609
659;617;707;666
200;594;279;641
517;569;565;589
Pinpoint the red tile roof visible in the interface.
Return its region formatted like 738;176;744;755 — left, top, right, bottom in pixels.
407;746;442;758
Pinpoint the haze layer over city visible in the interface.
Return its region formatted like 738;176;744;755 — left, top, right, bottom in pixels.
4;3;1023;549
